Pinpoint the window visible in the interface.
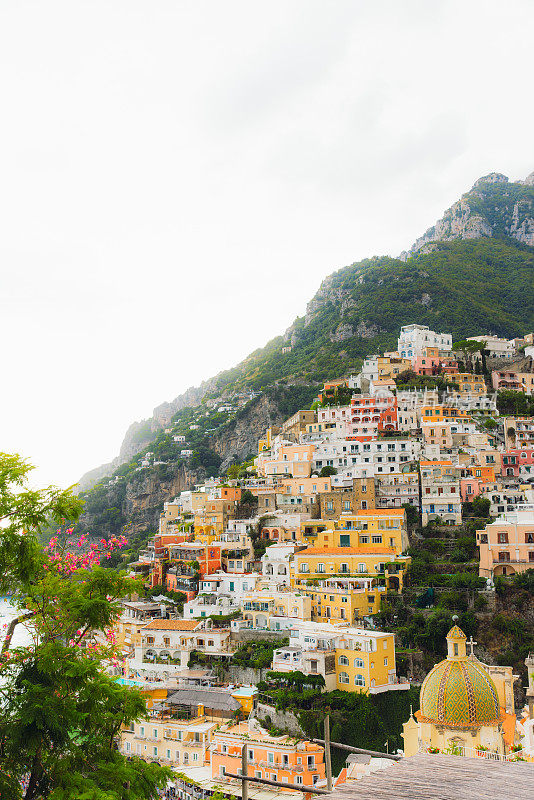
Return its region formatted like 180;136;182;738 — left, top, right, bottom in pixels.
338;671;350;684
340;563;349;574
384;657;388;666
498;532;509;544
525;533;534;544
153;747;158;756
248;750;254;761
167;748;171;759
372;535;382;544
338;655;349;666
268;752;274;763
296;776;303;785
354;657;364;667
339;534;350;547
300;563;309;573
327;501;334;511
354;674;365;686
153;729;158;739
358;563;366;573
318;563;325;573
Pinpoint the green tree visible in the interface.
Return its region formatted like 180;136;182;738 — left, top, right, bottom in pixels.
472;496;491;518
319;466;337;477
0;453;172;799
402;502;419;527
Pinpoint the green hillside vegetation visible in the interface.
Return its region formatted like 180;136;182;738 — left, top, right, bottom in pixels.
74;236;534;553
211;238;534;391
465;180;534;239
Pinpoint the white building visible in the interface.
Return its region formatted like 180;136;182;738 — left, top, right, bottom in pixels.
420;460;462;525
261;543;298;587
467;335;515;359
398;324;452;361
325;438;420;487
182;593;239;619
196;571;263;599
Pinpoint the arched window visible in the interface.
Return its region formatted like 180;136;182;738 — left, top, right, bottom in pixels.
354;658;364;668
338;655;349;666
354;674;365;686
338;671;349;684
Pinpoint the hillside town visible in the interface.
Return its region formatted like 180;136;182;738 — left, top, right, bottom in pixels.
103;325;534;797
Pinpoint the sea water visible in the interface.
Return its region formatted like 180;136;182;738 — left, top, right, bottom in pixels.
0;596;32;648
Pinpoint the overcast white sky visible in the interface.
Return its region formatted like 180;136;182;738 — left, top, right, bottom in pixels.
1;0;533;489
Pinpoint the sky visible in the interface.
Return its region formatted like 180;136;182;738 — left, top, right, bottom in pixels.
1;0;533;489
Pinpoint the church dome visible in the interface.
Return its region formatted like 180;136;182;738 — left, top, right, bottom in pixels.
419;626;503;728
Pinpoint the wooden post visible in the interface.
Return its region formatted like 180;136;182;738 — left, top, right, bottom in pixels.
324;714;332;792
241;743;248;800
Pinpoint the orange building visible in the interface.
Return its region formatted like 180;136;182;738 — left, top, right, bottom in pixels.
211;721;325;790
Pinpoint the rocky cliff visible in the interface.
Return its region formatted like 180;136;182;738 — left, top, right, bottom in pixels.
210;391;306;473
76;462;206;540
402;171;534;258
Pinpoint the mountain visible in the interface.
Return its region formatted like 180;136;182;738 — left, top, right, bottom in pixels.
74;171;534;547
403;171;534;258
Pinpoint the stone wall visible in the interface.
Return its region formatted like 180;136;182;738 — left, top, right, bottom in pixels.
230;630;288;645
256;702;304;736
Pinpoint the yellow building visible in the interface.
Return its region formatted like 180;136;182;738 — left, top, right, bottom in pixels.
310;509;409;555
300;518;336;546
240;590;312;628
420;404;469;423
291;545;411;591
402;626;519;758
377;355;412;379
258;426;280;454
194;498;237;542
298;576;383;622
335;627;397;692
120;711;218;766
452;372;488;395
273;621;406;694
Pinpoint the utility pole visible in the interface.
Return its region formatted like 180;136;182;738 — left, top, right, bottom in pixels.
324;714;332;792
241;743;248;800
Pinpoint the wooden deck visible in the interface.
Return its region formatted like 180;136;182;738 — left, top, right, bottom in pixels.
330;754;534;800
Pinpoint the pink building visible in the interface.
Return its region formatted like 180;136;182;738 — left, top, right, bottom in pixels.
350;394;398;441
460;477;482;502
506;448;534;478
477;505;534;578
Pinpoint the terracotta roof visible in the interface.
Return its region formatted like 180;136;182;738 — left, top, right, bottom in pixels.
296;546;395;556
141;619;202;631
330;753;534;800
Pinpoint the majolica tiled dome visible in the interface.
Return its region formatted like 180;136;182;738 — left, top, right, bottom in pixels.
419;626;502;728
